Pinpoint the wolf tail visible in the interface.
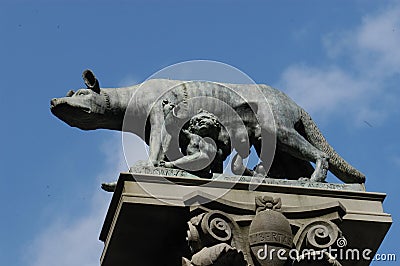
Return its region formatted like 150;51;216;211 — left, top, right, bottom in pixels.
300;109;365;183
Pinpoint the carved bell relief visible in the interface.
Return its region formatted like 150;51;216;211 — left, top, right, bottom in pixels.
249;196;293;266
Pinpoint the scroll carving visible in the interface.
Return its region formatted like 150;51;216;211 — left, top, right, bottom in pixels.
184;210;247;265
183;194;347;266
294;220;342;250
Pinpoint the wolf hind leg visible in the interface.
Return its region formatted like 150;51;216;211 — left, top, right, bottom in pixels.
231;153;254;176
278;129;329;182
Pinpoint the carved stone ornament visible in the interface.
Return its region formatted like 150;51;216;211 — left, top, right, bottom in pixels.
181;193;347;266
184;211;247;266
249;196;293;266
292;220;343;265
294;220;341;250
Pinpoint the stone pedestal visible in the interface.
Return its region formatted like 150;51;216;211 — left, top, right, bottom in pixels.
100;172;391;266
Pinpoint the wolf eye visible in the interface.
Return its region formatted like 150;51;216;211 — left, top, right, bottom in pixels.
76;90;89;96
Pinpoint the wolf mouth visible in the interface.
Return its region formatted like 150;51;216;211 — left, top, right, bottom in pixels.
50;100;94;129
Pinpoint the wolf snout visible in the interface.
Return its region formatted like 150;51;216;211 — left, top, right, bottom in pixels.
50;98;58;108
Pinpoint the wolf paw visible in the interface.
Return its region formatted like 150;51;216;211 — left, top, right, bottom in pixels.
310;172;327;182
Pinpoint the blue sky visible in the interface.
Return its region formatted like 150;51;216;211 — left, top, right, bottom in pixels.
1;1;399;265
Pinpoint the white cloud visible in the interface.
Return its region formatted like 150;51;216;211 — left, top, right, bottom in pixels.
325;4;400;77
122;133;150;168
279;64;368;115
117;75;140;87
355;6;400;77
392;155;400;168
291;22;313;43
27;203;107;266
27;133;147;266
280;3;400;123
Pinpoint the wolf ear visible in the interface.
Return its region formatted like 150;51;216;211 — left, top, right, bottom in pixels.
82;69;100;94
66;90;75;97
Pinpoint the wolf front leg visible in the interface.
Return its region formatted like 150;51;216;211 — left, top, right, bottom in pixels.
147;109;166;166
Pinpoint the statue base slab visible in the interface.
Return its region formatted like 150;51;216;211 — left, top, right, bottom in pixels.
100;172;391;266
129;165;366;191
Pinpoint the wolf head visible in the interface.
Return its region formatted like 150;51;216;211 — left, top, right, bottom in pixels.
50;70;118;130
